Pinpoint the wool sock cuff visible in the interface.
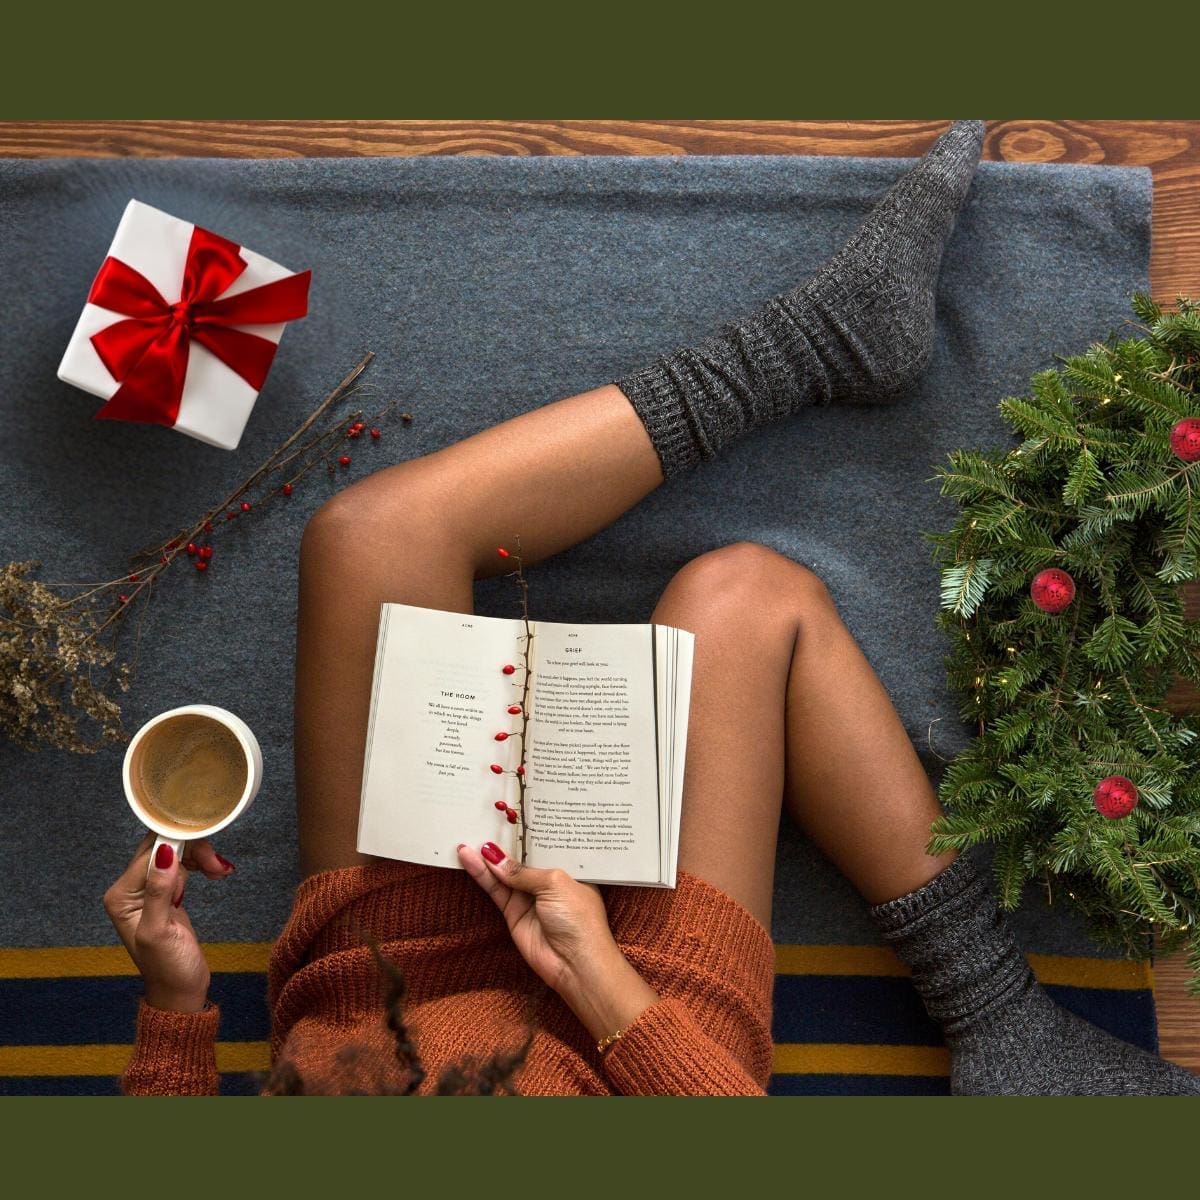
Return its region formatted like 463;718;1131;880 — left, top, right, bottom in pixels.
869;853;980;933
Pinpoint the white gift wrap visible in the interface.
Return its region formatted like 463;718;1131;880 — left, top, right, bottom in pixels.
57;199;300;451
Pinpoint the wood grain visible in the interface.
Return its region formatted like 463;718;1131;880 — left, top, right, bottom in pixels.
2;118;1197;1076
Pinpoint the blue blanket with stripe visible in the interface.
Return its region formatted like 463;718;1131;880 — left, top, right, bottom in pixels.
0;152;1156;1094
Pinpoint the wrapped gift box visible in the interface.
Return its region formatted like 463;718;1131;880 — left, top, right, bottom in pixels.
57;199;310;450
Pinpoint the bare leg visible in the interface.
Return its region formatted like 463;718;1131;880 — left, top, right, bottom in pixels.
295;386;662;875
296;385;952;912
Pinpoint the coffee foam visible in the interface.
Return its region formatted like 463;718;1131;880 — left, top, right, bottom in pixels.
136;714;247;830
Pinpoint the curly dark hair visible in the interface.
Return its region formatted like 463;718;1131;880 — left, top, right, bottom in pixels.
261;937;535;1096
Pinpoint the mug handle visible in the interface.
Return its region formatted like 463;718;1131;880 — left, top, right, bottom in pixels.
145;834;186;881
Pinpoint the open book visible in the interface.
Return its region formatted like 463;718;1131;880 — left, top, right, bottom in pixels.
357;603;695;886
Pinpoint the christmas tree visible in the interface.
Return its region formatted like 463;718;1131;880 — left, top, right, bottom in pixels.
926;296;1200;991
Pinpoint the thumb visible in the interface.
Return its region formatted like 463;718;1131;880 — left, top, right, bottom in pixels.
141;841;182;935
483;845;566;896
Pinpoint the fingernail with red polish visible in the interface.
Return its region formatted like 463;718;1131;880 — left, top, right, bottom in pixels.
154;844;174;870
480;842;504;865
216;854;235;872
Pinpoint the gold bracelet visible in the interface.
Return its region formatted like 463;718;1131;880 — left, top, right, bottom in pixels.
596;1028;625;1055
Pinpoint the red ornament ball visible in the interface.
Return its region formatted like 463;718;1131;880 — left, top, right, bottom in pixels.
1031;568;1075;614
195;560;208;573
282;483;294;496
502;664;516;675
494;801;508;812
489;763;503;775
339;455;351;467
240;501;251;513
1169;417;1200;463
1093;775;1139;820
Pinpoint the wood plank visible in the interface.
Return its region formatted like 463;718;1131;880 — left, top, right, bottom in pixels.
2;117;1196;1078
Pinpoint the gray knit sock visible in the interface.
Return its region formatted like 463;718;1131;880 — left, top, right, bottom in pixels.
870;855;1200;1096
615;120;986;477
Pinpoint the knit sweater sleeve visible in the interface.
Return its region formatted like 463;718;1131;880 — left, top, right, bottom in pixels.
599;997;767;1096
121;999;221;1096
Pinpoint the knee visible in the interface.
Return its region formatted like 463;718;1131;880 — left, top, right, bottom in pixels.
299;461;442;576
660;541;831;623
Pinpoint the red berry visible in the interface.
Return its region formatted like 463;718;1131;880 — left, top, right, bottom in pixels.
347;428;361;439
506;811;519;824
203;521;213;533
200;546;213;560
160;554;168;563
128;573;139;582
186;542;197;557
1031;568;1075;614
516;765;525;777
370;428;381;439
352;421;364;431
282;483;294;496
502;664;516;675
507;705;521;715
489;764;503;774
497;547;510;558
494;732;509;741
166;539;179;550
339;455;351;467
195;560;208;572
1169;417;1200;463
226;512;237;521
494;800;508;811
1094;775;1139;820
118;594;128;603
240;501;251;513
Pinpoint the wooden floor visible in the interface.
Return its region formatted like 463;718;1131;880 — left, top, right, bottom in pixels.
3;118;1198;1073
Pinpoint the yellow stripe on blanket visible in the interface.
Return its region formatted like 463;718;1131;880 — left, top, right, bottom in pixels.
773;1043;951;1076
773;945;1151;990
0;943;273;978
0;1042;271;1076
0;942;1153;990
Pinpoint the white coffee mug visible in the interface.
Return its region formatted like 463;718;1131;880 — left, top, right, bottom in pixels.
123;704;263;876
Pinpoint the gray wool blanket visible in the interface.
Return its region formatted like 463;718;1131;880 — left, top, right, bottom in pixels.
0;153;1150;956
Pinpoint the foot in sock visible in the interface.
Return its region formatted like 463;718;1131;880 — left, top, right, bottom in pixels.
870;855;1200;1096
616;119;986;478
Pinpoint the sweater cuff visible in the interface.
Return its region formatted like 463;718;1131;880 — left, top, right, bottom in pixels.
600;996;766;1096
121;999;221;1096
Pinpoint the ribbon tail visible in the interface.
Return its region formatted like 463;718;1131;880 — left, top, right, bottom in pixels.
191;325;280;392
198;270;311;326
94;327;190;427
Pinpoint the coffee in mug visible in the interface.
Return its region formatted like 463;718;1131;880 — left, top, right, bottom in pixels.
131;712;248;834
123;704;263;870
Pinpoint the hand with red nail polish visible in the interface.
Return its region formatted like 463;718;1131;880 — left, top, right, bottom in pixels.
103;833;210;1014
456;843;658;1042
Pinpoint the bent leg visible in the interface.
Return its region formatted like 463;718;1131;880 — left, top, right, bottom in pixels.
295;386;664;876
779;568;955;905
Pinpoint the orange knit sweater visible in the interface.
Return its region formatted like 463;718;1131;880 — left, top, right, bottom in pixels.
121;861;775;1096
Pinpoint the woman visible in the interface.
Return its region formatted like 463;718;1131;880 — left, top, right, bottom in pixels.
104;121;1200;1096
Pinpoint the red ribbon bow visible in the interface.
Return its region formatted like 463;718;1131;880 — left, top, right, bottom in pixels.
88;224;310;427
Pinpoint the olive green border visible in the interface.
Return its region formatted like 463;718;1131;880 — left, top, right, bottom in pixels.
4;1;1200;118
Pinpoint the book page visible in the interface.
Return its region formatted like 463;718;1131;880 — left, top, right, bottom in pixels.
357;603;524;867
525;620;661;883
